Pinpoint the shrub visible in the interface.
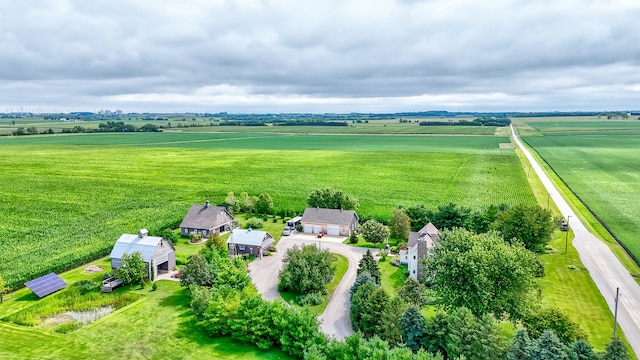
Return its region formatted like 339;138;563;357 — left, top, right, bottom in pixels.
245;217;264;229
378;249;389;260
102;272;111;281
390;246;398;253
295;224;303;232
397;242;408;251
296;292;323;306
74;279;99;295
54;321;82;334
349;232;359;244
390;257;400;267
151;282;158;291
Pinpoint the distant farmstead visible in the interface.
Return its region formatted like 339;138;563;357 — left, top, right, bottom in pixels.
179;200;235;237
110;229;176;280
300;207;359;236
227;228;274;258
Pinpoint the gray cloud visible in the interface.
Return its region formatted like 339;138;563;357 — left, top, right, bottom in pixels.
1;0;639;112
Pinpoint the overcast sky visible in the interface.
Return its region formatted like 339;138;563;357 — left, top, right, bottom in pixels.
1;0;639;113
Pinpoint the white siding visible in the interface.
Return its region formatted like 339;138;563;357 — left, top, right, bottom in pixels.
327;224;339;236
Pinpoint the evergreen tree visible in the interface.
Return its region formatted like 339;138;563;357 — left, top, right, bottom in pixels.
378;296;405;346
350;281;376;332
507;329;534;360
398;277;430;308
601;337;631;360
400;307;426;352
358;249;381;284
531;331;569;360
350;271;377;299
570;340;598;360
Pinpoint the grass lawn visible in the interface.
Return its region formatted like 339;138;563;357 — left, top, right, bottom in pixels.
378;258;408;296
279;253;348;316
0;266;291;359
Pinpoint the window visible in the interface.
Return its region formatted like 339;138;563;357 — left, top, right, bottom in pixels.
413;256;416;260
239;246;245;251
413;270;416;274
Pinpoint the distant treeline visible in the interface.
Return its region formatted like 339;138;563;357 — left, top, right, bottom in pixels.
219;119;349;126
420;117;511;127
7;121;161;136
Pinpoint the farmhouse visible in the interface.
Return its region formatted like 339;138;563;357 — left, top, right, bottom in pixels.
300;207;359;236
110;229;176;280
407;222;439;280
227;228;274;258
179;200;234;237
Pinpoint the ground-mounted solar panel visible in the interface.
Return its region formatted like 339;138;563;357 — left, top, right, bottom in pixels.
24;272;67;298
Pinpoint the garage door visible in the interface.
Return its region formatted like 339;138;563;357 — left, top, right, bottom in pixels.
327;224;339;236
303;224;313;233
313;224;323;233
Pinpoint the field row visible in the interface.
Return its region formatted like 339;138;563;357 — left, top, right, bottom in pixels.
0;135;534;288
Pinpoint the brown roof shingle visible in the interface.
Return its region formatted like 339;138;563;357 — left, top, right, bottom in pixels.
179;204;234;231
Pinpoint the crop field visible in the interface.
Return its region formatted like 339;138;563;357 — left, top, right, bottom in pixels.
522;120;640;262
0;131;534;289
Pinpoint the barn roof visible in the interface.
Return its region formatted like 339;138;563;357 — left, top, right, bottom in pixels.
110;233;164;262
301;208;358;226
227;229;274;247
179;203;233;230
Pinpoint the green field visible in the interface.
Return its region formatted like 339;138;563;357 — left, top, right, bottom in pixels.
522;121;640;262
0;131;534;289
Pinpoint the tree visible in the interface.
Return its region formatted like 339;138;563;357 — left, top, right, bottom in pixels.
400;307;426;352
468;204;506;234
601;337;631;360
0;274;8;303
205;232;226;252
431;203;471;230
356;286;390;337
278;245;335;294
255;193;274;215
116;251;147;285
181;253;213;287
531;331;569;360
189;285;211;320
378;296;405;345
360;219;389;244
350;271;377;298
236;192;254;213
422;229;538;320
390;208;411;239
401;204;433;231
224;191;236;208
570;340;598;360
350;281;376;333
507;329;534;360
398;277;430;308
306;187;358;210
522;307;587;345
357;249;381;284
493;203;555;252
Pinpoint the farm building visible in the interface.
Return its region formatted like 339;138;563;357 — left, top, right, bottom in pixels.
300;207;359;236
227;228;274;258
407;223;439;280
110;229;176;280
179;200;234;237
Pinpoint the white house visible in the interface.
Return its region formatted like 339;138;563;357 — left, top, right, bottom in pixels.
407;223;439;280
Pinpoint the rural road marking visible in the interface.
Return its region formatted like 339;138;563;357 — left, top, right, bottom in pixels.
511;125;640;355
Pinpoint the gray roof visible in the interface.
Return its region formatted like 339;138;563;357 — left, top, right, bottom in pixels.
408;222;439;248
227;229;274;248
179;204;234;230
301;207;358;226
110;233;165;262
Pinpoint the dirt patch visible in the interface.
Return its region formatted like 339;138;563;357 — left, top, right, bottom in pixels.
42;314;76;327
83;265;103;273
499;143;515;149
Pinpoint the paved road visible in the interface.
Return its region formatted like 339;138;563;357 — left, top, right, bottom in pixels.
511;125;640;354
248;233;369;339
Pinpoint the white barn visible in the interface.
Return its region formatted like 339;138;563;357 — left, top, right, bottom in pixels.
110;229;176;280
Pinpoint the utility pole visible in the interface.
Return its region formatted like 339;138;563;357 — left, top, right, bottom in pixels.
565;215;571;254
613;287;620;339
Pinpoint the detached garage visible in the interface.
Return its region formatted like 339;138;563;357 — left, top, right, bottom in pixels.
300;208;359;236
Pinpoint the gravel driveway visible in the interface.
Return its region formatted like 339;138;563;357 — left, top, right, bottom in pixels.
248;232;370;339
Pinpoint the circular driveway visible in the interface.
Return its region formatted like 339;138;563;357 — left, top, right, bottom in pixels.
247;232;370;339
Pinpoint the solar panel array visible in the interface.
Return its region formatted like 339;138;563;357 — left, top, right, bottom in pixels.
24;272;68;298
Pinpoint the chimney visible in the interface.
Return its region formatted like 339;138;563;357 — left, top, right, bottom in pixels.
138;229;148;238
205;200;210;208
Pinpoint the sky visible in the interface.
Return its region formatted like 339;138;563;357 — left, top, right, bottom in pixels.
1;0;639;114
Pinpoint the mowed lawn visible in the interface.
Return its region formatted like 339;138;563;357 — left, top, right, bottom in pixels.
0;276;291;360
523;130;640;262
0;132;534;289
